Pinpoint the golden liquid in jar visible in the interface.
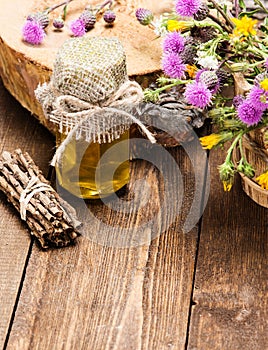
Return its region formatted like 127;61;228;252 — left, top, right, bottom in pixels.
55;130;130;199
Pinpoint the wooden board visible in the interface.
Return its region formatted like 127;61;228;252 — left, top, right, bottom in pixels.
0;0;171;132
187;149;268;350
6;146;202;349
0;81;55;348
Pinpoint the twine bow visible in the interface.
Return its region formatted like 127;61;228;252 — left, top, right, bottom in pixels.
19;176;55;221
35;80;156;167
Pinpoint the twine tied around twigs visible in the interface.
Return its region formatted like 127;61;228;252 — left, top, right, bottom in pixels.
19;176;55;221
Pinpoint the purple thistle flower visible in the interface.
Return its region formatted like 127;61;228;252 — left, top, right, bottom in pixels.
69;19;86;37
162;52;186;79
175;0;201;17
163;32;185;54
233;95;244;108
237;101;263;126
22;20;46;45
184;81;212;108
247;86;268;111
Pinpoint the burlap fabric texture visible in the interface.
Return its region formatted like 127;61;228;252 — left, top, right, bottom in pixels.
35;36;155;166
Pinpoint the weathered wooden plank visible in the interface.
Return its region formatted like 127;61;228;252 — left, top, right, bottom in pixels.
6;144;203;349
187;149;268;350
0;80;55;348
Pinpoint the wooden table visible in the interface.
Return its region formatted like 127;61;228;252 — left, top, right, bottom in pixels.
0;79;267;350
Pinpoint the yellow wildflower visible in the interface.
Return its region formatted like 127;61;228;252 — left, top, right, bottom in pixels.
222;181;233;192
200;133;223;150
256;170;268;190
186;64;197;78
232;16;258;37
167;20;193;33
260;78;268;91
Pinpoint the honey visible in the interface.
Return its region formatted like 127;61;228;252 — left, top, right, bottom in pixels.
55;130;130;199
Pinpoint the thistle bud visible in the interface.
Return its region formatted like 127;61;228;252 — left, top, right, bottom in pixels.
135;8;154;26
198;71;219;91
27;11;49;29
180;45;197;65
103;10;116;24
216;69;231;87
230;62;249;72
53;17;64;29
193;3;209;21
79;10;96;31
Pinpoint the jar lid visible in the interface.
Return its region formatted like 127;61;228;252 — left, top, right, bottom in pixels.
53;36;127;104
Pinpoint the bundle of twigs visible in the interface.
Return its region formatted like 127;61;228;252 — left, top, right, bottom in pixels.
0;149;81;249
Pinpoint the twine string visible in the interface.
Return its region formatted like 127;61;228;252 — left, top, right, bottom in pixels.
19;176;55;221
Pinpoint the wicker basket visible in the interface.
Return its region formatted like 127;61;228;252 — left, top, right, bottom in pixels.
237;128;268;208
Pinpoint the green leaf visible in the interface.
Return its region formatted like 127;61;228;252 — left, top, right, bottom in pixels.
238;0;246;9
238;9;260;18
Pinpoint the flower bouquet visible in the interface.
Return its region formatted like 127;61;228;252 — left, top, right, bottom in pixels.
135;0;268;206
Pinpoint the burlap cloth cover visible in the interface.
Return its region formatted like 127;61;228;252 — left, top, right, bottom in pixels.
35;36;156;166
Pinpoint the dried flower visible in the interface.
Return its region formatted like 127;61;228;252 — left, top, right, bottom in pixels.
184;81;212;108
103;10;116;24
162;52;186;79
163;32;185;54
180;44;197;65
69;18;86;37
175;0;201;17
22;20;46;45
135;8;154;26
193;3;209;21
216;69;231;87
191;26;217;43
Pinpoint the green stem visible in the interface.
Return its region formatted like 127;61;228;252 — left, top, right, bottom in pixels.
253;0;268;14
248;46;268;59
238;137;247;163
193;20;226;35
150;80;191;95
48;0;74;13
208;0;235;29
225;131;244;163
207;13;232;33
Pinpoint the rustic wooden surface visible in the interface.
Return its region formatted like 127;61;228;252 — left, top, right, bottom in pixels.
0;79;267;350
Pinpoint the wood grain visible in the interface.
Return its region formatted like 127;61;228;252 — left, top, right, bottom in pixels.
0;81;55;348
6;146;202;349
187;148;268;350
